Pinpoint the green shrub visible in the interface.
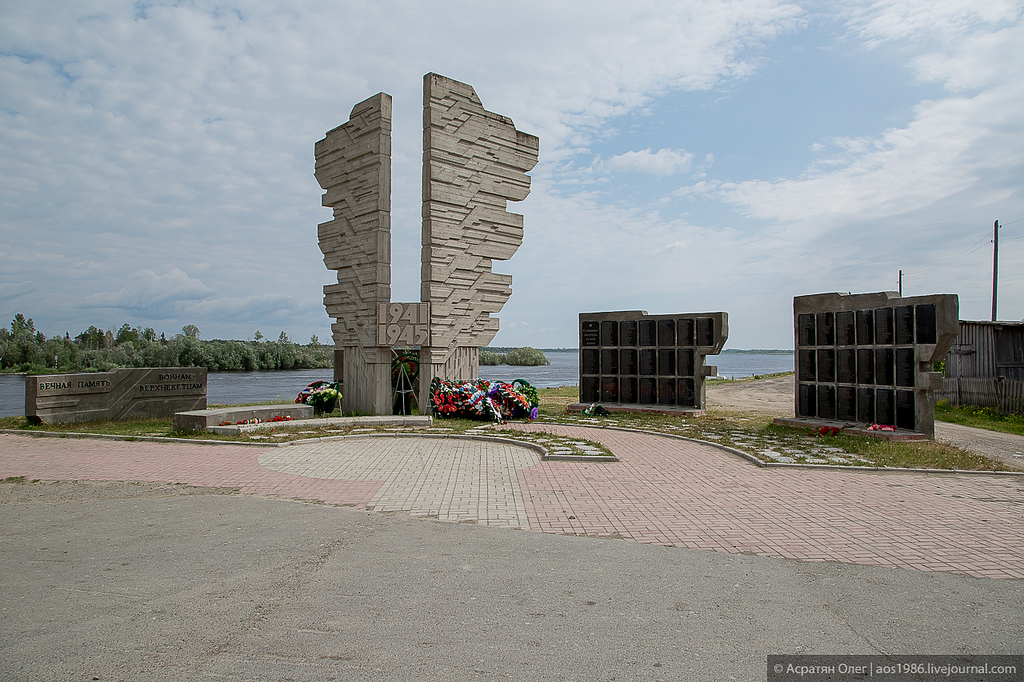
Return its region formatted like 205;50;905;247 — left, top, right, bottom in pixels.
504;347;549;366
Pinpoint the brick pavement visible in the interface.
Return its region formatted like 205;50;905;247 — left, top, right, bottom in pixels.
2;429;1023;580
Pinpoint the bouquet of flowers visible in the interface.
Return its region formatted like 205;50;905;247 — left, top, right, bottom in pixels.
429;377;539;422
295;380;341;416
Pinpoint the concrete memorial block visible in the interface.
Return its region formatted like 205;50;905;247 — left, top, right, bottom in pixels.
418;73;540;411
315;92;393;415
173;403;313;433
783;292;958;438
25;368;207;425
317;74;538;415
574;311;728;413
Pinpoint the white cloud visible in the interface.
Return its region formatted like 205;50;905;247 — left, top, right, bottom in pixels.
600;148;695;176
84;269;216;312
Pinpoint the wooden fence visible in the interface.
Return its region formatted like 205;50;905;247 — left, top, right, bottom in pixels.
937;377;1024;415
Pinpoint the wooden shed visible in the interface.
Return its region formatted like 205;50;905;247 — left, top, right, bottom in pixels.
940;320;1024;413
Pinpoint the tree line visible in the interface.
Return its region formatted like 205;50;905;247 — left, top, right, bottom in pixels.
0;314;333;374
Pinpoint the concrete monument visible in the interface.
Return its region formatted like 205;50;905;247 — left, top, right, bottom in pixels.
26;367;207;425
316;74;538;415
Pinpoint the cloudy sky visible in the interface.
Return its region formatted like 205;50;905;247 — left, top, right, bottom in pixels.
2;0;1022;349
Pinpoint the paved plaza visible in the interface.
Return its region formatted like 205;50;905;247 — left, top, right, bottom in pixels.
2;425;1022;580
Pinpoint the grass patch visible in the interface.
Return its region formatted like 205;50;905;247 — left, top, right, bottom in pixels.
532;396;1015;472
2;385;1013;471
935;401;1024;437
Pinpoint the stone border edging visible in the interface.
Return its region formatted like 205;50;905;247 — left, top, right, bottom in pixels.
529;422;1024;476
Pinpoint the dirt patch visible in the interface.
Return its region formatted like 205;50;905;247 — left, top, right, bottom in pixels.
0;479;240;505
706;375;793;417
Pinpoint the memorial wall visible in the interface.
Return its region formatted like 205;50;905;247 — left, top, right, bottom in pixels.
25;367;207;425
578;311;728;411
792;292;958;437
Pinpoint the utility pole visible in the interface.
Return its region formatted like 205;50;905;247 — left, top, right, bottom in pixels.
898;270;903;296
991;220;999;321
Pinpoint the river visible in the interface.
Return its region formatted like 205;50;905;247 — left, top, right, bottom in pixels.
0;351;793;417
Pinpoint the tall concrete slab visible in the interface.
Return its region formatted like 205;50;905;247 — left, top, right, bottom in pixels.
315;93;393;414
419;73;540;408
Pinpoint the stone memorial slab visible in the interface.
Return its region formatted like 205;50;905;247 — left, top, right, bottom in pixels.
895;305;915;344
677;318;694;346
896;389;916;430
620;348;638;375
836;311;856;346
856;309;874;345
26;368;207;425
620;377;638;403
639;320;656;347
639;349;657;375
677;348;695;377
896;347;916;387
836;348;856;384
620;320;638;346
575;310;727;413
785;292;957;438
798;349;816;382
875;348;894;386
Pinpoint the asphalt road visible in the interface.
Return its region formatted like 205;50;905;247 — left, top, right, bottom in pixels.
1;481;1020;682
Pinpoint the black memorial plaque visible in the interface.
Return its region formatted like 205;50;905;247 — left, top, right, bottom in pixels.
658;378;676;405
875;388;895;426
816;348;835;383
817;384;836;420
581;321;600;347
798;383;817;418
697;318;714;346
601;320;618;346
620;348;637;375
658;349;675;375
915;304;937;344
620;320;638;346
639;349;657;375
639;378;656;404
895;348;915;387
581;376;599;403
677;378;695;406
639;320;656;346
582;349;600;375
857;387;875;423
601;377;618;403
678;318;694;346
896;390;915;430
816;312;834;346
601;349;618;375
836;348;856;384
875;348;894;386
856;309;874;345
798;314;816;347
837;386;857;421
856;348;874;384
875;307;894;344
895;305;914;345
836;311;855;346
798;349;816;382
620;377;637;403
658;319;675;346
677;348;694;377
